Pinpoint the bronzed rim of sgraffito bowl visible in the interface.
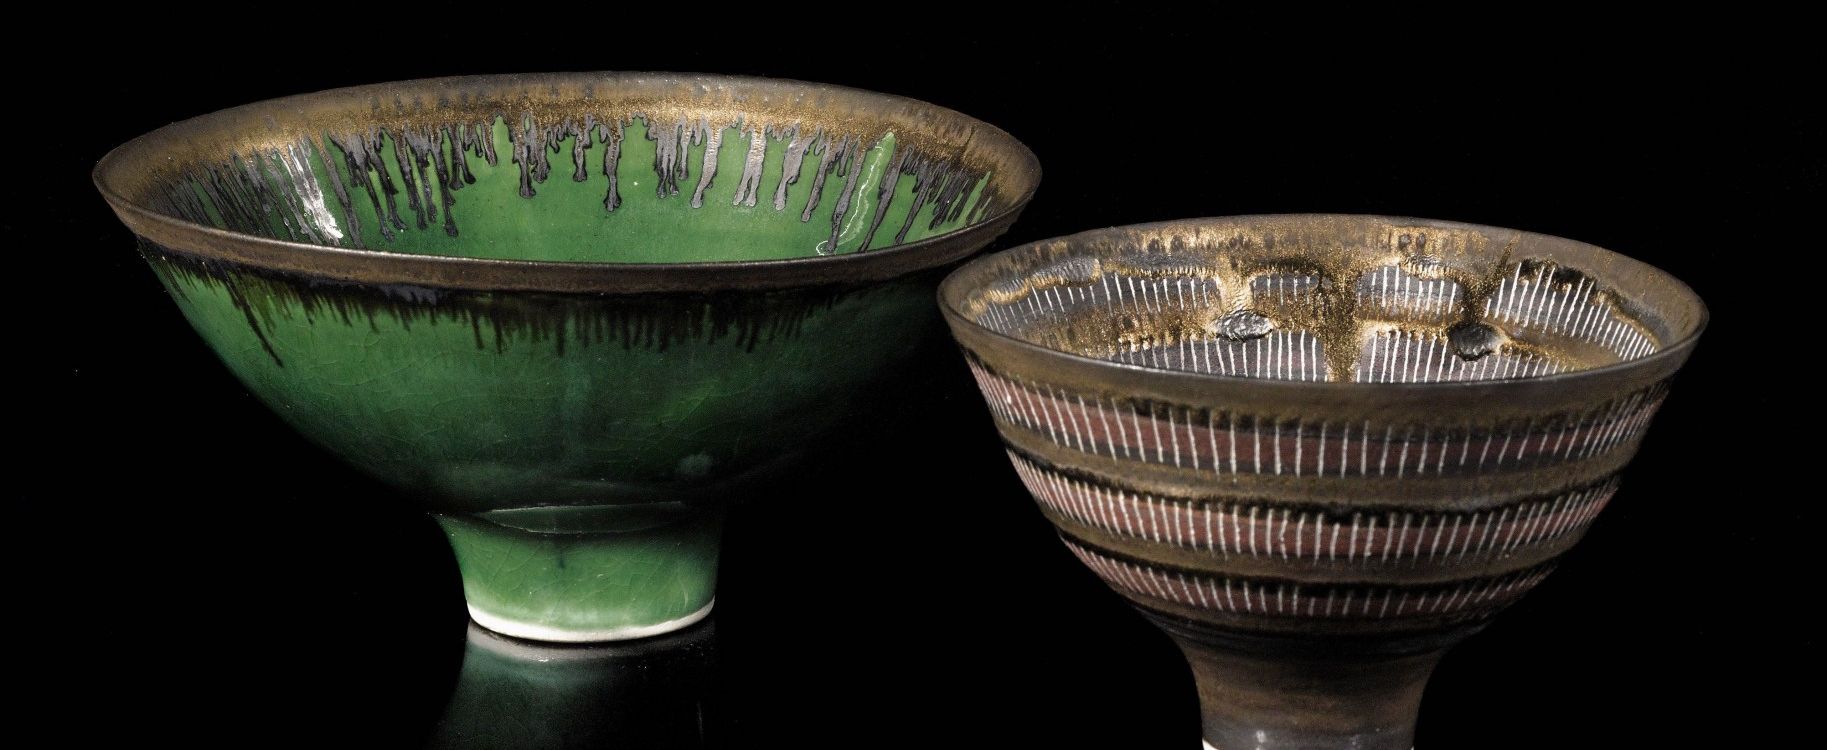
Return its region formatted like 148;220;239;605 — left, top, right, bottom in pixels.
93;72;1041;294
939;215;1707;405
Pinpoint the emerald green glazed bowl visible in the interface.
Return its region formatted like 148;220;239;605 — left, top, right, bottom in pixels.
95;73;1039;641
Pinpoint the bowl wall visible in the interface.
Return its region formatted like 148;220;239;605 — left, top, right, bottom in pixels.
145;243;939;509
941;216;1704;639
100;73;1041;510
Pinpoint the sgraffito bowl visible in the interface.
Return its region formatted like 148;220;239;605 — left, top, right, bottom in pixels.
95;73;1039;641
939;216;1703;749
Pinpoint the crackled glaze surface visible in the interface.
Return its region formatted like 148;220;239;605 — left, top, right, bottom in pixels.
941;216;1703;749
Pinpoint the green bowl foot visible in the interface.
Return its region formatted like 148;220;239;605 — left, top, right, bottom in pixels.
436;506;722;643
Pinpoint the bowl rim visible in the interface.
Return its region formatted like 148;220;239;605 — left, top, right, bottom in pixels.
938;214;1708;393
93;71;1042;294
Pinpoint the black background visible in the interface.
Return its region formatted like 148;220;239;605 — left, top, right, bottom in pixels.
24;30;1813;748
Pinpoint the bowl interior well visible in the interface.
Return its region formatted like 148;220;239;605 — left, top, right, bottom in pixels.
948;217;1703;384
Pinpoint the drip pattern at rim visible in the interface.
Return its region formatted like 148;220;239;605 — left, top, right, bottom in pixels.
94;72;1041;294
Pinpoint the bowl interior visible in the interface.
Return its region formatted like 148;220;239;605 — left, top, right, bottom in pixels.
99;74;1035;264
946;217;1703;384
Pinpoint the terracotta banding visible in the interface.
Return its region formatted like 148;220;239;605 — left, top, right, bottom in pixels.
970;356;1670;480
1002;442;1623;518
1017;453;1615;566
940;216;1705;748
1059;537;1558;621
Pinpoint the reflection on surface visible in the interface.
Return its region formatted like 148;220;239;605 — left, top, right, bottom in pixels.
428;618;717;749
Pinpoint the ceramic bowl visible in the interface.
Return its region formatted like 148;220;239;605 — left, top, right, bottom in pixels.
940;215;1703;749
95;72;1039;641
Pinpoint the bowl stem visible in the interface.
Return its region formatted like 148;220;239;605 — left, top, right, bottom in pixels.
1170;630;1447;750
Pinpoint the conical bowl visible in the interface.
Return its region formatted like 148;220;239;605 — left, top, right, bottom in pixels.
95;72;1039;641
939;215;1703;749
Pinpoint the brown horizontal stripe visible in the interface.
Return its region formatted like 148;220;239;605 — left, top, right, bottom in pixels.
1020;454;1613;564
967;356;1667;479
1061;537;1556;621
1003;442;1621;516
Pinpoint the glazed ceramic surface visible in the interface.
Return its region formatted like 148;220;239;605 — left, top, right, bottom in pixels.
96;73;1039;641
940;215;1704;749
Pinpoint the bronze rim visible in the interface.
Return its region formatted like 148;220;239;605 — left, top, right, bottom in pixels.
94;72;1041;293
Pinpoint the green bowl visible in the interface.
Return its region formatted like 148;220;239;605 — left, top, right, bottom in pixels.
95;73;1039;641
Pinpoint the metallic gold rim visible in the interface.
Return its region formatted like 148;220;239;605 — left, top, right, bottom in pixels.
938;215;1707;395
93;72;1041;293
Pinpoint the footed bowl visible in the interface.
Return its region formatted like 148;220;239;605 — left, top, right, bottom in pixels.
95;72;1039;641
940;215;1703;749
